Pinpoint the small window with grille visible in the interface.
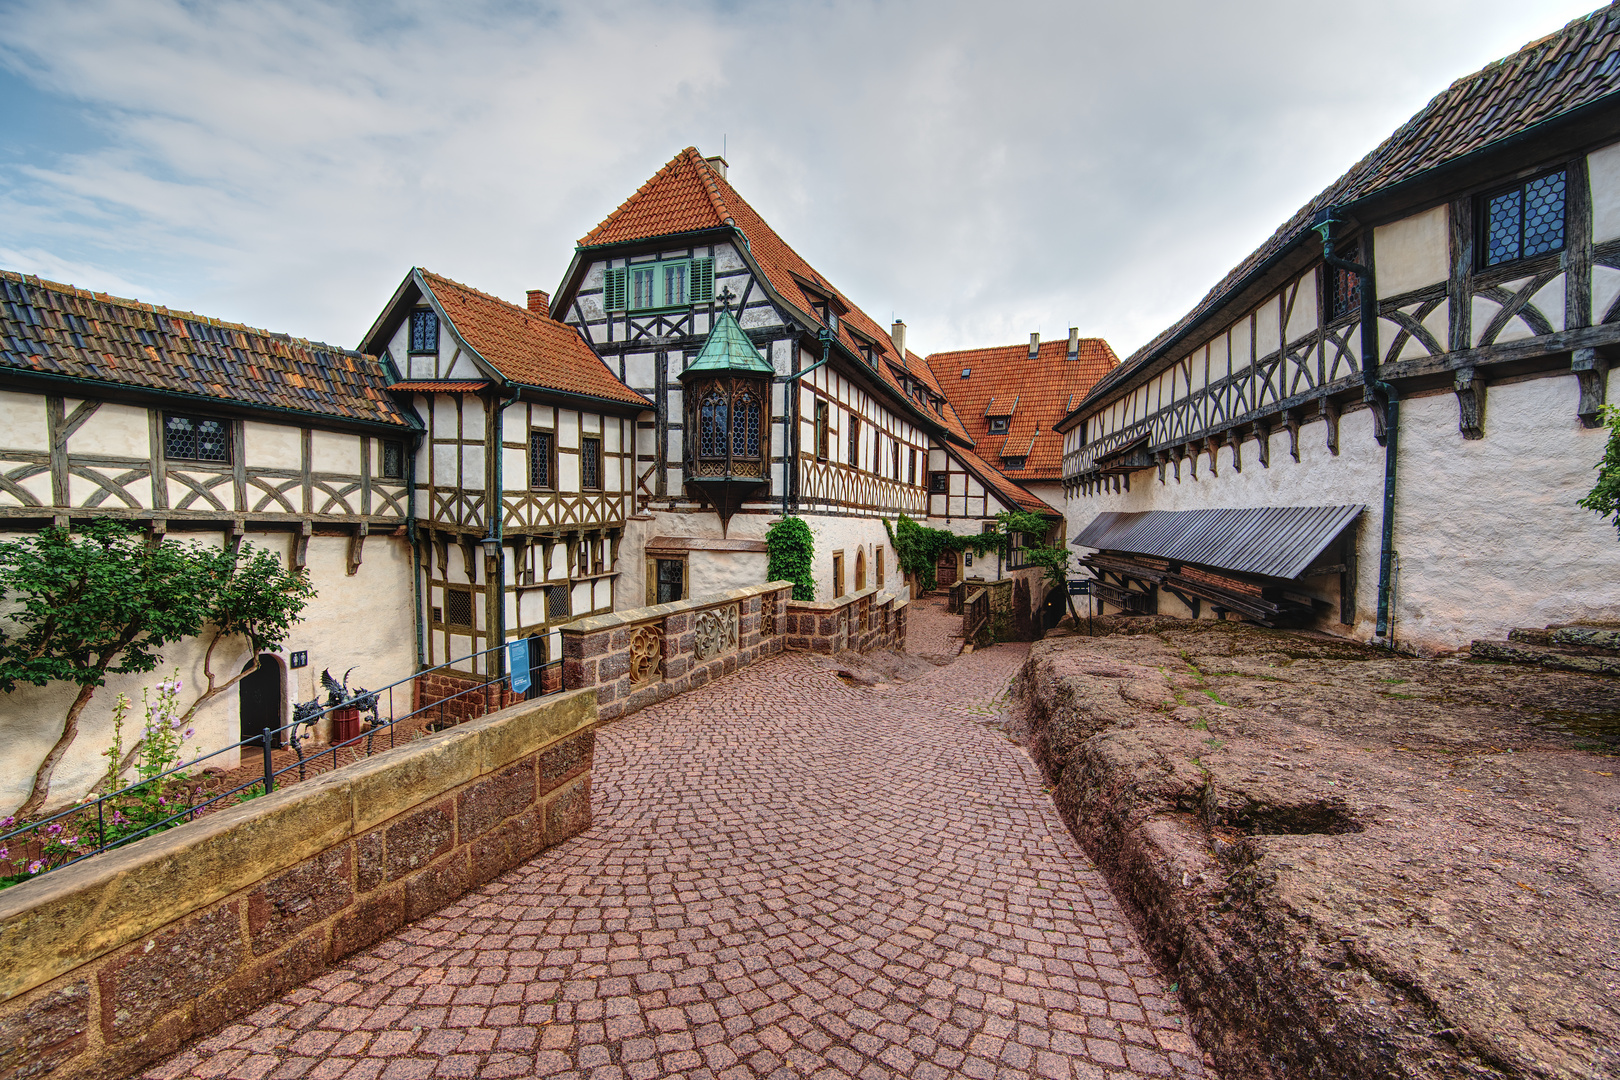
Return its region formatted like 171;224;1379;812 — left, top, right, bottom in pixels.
164;414;231;463
1480;169;1566;268
988;417;1010;435
380;440;405;479
581;437;601;490
929;471;948;493
547;583;571;620
443;588;473;627
410;309;438;353
529;430;554;489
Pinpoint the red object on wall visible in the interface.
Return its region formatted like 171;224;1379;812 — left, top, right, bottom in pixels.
332;707;361;744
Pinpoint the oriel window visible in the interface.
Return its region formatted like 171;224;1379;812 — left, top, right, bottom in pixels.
1482;169;1566;268
409;309;438;353
732;391;761;458
699;391;729;458
529;430;554;490
164;414;230;463
581;436;602;490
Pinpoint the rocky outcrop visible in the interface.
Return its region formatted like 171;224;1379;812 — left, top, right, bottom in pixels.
1013;620;1620;1080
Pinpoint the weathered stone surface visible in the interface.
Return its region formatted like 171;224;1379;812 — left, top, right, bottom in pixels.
247;847;352;955
456;760;535;839
468;806;544;886
355;830;386;893
98;902;244;1038
383;800;454;881
1472;637;1620;675
543;775;591;848
0;979;87;1080
404;853;469;921
1017;618;1620;1080
537;730;593;795
196;927;326;1033
1550;625;1620;651
329;886;404;960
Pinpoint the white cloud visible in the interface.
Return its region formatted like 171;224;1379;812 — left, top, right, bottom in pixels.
0;0;1602;356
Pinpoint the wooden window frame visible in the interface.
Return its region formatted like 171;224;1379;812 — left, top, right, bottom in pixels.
529;429;556;491
379;439;405;480
929;470;948;493
442;586;474;628
832;551;845;599
409;309;439;354
1477;167;1568;271
847;414;860;470
987;416;1010;435
611;257;716;313
581;436;602;491
908;448;917;486
815;400;830;462
162;412;233;465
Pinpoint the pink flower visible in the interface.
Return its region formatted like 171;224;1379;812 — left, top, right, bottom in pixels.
26;861;43;875
184;729;196;740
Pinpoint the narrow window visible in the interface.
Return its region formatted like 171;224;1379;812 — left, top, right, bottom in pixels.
529;430;554;489
847;415;860;469
164;414;231;463
691;258;714;303
700;391;729;458
815;400;830;462
409;309;438;353
876;547;885;587
380;440;405;479
855;548;867;592
602;267;628;311
732;390;761;458
1324;239;1362;319
908;449;917;485
444;588;473;627
1482;169;1566;268
891;440;900;478
656;558;685;604
832;552;845;598
664;263;688;307
630;267;656;310
581;436;601;490
929;471;948;493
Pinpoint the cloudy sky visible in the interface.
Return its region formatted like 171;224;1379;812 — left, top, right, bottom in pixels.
0;0;1603;360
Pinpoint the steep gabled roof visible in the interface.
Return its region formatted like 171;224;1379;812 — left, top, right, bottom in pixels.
951;444;1058;516
0;269;409;428
928;337;1118;479
577;148;966;442
418;271;649;408
1083;3;1620;410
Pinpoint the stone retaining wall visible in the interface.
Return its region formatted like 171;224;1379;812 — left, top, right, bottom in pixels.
0;689;597;1080
560;582;794;722
781;586;906;655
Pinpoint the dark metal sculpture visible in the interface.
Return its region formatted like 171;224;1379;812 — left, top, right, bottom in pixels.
321;667;384;750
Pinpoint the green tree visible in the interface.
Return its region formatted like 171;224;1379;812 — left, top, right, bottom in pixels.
767;516;816;601
1581;405;1620;534
0;522;314;816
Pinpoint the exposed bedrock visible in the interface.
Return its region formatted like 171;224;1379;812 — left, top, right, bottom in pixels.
1013;619;1620;1080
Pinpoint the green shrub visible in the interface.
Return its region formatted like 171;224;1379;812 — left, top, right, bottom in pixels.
767;516;816;601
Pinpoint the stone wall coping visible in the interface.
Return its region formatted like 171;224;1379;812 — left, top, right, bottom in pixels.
564;580;793;634
785;586;903;613
0;688;597;1004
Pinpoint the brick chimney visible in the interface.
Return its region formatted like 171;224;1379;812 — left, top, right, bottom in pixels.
891;319;907;359
704;155;728;180
1028;333;1040;359
1067;327;1079;359
526;289;550;314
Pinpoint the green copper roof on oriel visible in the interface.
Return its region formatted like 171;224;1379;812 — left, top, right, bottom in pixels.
683;307;774;376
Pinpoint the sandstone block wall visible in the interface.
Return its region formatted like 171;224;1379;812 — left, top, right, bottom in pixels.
782;587;907;655
0;689;597;1080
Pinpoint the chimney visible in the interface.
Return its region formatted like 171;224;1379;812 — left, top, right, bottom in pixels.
891;319;907;358
704;154;728;180
1028;332;1040;359
1067;327;1079;359
526;289;550;314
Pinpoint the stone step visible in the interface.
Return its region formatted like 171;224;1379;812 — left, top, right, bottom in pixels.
1505;625;1620;653
1470;638;1620;676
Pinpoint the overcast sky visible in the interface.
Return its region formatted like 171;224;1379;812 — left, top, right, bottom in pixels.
0;0;1604;360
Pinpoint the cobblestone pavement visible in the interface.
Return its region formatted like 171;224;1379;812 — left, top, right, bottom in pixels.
150;607;1208;1080
902;593;962;661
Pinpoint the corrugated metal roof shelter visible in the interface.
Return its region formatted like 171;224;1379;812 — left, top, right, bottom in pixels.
1074;505;1364;580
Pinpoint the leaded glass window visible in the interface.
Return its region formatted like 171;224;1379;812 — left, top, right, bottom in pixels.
664;263;687;307
529;431;553;489
380;440;405;479
731;392;760;458
1325;240;1361;320
700;391;729;458
631;268;656;310
409;309;438;353
164;414;230;463
1484;170;1566;267
581;437;601;490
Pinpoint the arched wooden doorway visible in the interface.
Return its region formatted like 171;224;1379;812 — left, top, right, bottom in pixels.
855;548;867;592
239;653;285;747
935;548;958;588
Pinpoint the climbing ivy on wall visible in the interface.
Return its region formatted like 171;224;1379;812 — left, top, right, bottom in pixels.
1581;405;1620;535
885;511;1073;595
766;516;816;601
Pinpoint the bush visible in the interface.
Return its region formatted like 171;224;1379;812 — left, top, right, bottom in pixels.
766;517;816;601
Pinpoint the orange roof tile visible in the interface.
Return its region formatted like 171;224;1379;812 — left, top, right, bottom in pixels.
927;337;1118;480
389;380;492;393
419;271;649;408
580;149;968;442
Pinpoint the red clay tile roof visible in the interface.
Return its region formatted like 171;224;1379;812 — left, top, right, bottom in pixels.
419;271;649;409
0;269;409;427
580;149;966;441
951;444;1058;515
1087;4;1620;407
927;337;1118;480
388;380;492;393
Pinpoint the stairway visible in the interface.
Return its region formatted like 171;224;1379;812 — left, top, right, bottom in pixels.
1470;622;1620;676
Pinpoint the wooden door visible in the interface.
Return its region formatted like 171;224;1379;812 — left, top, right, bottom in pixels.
935;549;958;588
239;654;283;747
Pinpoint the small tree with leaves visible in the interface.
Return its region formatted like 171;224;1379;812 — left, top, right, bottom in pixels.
1581;405;1620;535
0;522;314;816
767;516;816;601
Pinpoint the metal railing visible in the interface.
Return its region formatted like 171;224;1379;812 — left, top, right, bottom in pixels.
0;647;564;887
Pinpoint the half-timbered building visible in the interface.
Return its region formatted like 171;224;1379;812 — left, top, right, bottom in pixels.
0;269;419;811
549;148;1010;603
361;269;651;683
1057;6;1620;652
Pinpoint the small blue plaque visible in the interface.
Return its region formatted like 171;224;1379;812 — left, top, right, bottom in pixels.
508;638;531;695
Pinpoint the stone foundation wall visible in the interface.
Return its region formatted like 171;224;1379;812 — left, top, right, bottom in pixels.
783;587;907;655
561;582;795;722
0;690;597;1080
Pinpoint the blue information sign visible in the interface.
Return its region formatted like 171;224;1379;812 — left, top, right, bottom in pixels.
508;638;531;695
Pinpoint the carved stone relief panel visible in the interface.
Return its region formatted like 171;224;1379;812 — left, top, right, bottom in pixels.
629;625;662;684
693;604;739;661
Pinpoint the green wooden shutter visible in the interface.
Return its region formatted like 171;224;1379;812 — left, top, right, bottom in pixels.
603;267;626;311
691;257;714;303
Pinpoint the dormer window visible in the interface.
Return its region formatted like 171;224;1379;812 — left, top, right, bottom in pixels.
1002;456;1027;470
410;309;438;354
988;417;1010;435
960;368;970;379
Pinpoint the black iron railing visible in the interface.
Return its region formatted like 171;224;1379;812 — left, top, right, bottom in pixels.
0;647;564;888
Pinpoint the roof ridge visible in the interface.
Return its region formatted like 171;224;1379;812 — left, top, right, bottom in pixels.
0;268;360;355
689;148;735;227
419;267;562;327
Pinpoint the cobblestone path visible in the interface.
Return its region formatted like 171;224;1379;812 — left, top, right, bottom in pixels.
151;612;1207;1080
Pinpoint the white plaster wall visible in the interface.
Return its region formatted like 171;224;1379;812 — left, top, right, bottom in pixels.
311;430;359;474
1374;205;1449;298
0;532;416;818
688;551;769;596
68;403;148;459
1590;141;1620;244
0;391;48;451
245;421;302;470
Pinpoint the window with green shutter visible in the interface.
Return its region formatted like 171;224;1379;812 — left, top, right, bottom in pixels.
605;257;716;312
